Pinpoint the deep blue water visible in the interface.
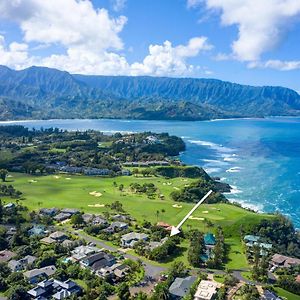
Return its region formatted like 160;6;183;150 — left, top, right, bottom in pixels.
1;117;300;228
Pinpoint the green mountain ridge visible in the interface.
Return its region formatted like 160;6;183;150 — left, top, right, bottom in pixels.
0;65;300;121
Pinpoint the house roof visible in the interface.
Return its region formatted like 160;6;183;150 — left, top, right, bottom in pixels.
24;265;57;279
53;212;71;221
262;290;281;300
0;250;16;262
169;276;196;297
204;233;216;245
121;232;148;242
271;253;300;267
111;221;128;228
244;235;260;242
49;231;67;240
194;280;218;300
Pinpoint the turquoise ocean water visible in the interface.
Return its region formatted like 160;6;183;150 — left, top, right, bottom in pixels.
1;117;300;228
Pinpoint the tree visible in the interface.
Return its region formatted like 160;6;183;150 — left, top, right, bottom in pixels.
0;169;8;182
71;213;84;227
117;282;131;300
188;230;204;267
7;285;30;300
151;282;169;300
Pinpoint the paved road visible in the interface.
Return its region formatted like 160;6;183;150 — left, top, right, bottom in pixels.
71;229;166;279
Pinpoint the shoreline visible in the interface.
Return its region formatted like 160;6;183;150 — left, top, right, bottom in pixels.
1;115;300;125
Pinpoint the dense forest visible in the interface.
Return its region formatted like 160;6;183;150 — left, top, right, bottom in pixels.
1;66;300;121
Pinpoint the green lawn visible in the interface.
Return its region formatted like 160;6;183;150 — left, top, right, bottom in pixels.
225;237;249;270
275;287;300;300
4;172;274;268
214;274;226;283
6;173;272;234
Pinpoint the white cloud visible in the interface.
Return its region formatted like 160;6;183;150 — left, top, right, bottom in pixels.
0;0;127;52
131;37;212;76
187;0;203;8
112;0;127;12
0;0;212;77
0;35;33;69
249;60;300;71
199;0;300;62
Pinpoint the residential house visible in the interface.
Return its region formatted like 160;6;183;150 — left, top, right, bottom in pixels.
270;254;300;269
71;245;100;261
121;232;149;248
156;222;172;231
40;231;68;244
260;289;281;300
148;237;168;251
0;250;16;263
194;280;221;300
244;235;260;244
168;276;196;299
244;235;272;256
24;265;57;284
53;212;72;222
112;214;129;221
61;208;79;215
201;233;216;263
111;221;128;231
92;215;108;226
27;278;82;300
96;263;130;281
4;203;15;209
28;225;47;237
8;255;37;272
121;169;131;176
80;252;116;272
39;208;59;216
83;168;111;176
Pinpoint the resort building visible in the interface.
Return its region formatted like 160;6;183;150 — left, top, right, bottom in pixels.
194;280;220;300
121;232;149;248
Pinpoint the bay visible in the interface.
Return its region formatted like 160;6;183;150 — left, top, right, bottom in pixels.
1;117;300;228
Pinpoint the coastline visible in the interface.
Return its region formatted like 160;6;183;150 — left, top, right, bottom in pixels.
1;117;299;228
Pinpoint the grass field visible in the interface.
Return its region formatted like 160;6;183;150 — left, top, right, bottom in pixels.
275;287;300;300
4;172;274;268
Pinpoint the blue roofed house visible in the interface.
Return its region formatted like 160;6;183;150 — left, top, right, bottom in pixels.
201;233;216;263
244;235;272;256
28;225;47;237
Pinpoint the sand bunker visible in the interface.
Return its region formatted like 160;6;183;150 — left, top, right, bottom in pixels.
89;191;103;197
202;210;209;214
28;180;37;183
88;204;105;208
189;216;205;221
173;187;180;190
65;178;71;180
172;204;182;208
163;182;173;186
53;176;61;179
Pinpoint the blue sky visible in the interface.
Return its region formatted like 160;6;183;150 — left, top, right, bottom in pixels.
0;0;300;91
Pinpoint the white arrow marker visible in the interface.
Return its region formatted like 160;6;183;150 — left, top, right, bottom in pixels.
170;190;213;237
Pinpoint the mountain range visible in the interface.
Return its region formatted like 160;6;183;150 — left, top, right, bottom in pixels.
0;65;300;121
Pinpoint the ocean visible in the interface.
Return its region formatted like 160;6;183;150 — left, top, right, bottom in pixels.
1;117;300;228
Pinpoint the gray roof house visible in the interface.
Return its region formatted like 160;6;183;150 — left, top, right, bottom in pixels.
27;278;82;300
121;232;148;248
8;255;37;272
61;208;79;215
24;265;57;284
41;231;68;244
80;252;116;271
169;276;197;299
53;212;72;222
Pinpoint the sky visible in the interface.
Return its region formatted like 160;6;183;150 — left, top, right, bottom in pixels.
0;0;300;91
